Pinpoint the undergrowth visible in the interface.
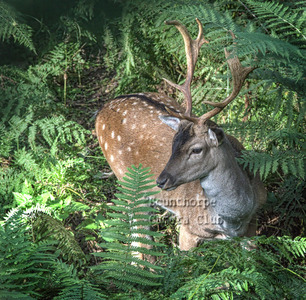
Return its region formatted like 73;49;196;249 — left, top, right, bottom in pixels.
0;0;305;298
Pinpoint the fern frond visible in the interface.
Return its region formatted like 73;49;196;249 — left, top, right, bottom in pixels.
33;213;87;266
92;164;166;291
0;209;57;298
162;236;305;299
0;1;35;52
256;235;306;262
53;280;106;300
236;31;303;62
30;115;87;153
238;148;305;180
244;0;306;42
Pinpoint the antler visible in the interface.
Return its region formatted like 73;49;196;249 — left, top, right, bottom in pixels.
199;31;256;123
163;18;209;117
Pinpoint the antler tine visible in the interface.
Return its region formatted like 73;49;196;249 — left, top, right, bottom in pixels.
199;31;255;123
163;18;209;117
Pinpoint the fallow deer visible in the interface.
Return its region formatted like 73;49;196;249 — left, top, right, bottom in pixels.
95;19;266;250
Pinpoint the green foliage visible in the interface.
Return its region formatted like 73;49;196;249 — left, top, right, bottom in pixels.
0;0;35;52
244;0;305;42
0;63;92;212
0;209;57;298
169;0;305;95
102;1;175;94
0;0;305;298
54;280;106;300
32;41;90;104
161;236;306;299
1;207;305;299
1;110;86;156
0;208;107;299
263;175;305;237
238;147;305;180
33;213;87;266
92;164;166;292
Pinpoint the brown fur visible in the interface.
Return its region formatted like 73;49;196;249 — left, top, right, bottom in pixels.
96;93;266;250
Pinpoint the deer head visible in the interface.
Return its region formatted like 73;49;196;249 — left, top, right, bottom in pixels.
157;20;255;192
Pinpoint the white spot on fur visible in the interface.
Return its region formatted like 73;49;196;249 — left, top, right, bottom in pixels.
117;135;121;141
104;142;108;150
102;124;106;130
142;124;147;128
122;118;127;124
118;150;122;155
110;155;114;162
123;110;128;116
127;146;131;152
111;131;115;139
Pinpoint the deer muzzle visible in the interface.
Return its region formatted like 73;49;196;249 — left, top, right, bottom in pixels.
156;171;177;191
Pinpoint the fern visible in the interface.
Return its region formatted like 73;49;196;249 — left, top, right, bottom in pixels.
263;236;306;261
54;280;106;300
51;258;107;300
162;236;306;299
237;121;305;180
244;0;306;43
92;164;166;292
29;115;87;153
238;148;305;180
33;213;87;267
0;208;57;298
266;175;306;237
0;1;35;52
0;207;106;298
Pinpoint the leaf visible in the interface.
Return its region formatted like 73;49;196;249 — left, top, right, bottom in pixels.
92;165;165;290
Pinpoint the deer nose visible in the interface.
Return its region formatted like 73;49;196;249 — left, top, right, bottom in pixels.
156;177;168;189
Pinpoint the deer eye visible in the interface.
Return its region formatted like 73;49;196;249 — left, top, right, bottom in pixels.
191;148;202;155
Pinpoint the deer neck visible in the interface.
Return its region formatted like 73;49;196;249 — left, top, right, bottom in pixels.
200;139;256;235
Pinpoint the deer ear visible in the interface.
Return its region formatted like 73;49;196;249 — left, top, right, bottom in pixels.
208;128;224;147
159;115;181;131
